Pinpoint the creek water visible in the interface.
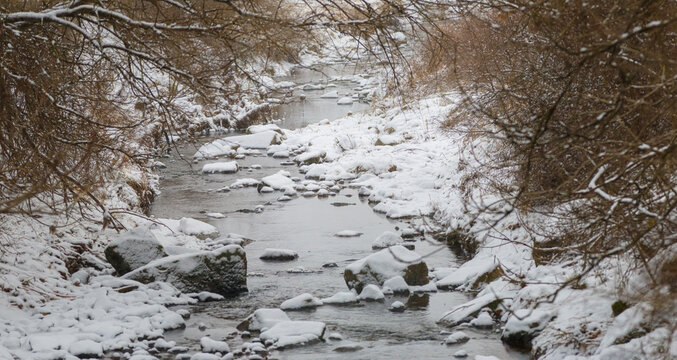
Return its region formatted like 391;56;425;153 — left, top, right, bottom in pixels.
151;64;529;360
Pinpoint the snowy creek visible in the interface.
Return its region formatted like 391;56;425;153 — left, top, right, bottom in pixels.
149;65;529;360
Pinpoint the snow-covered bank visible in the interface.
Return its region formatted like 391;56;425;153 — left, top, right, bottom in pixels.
271;93;676;359
0;166;247;359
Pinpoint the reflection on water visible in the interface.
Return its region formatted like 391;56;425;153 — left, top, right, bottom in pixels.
153;65;530;360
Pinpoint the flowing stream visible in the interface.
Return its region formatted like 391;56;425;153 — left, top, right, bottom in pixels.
150;64;529;360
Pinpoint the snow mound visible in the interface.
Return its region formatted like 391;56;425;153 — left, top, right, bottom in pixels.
194;139;237;159
344;245;428;293
280;293;323;310
104;226;168;275
238;308;290;332
260;248;298;261
227;131;282;149
371;231;404;249
444;331;470;344
262;171;294;190
178;217;219;239
320;90;339;98
124;245;247;296
357;284;385;301
437;256;500;290
438;292;503;327
200;337;230;353
248;124;282;134
337;96;354;105
382;276;409;294
230;178;261;188
202;161;239;174
259;321;326;349
321;291;358;305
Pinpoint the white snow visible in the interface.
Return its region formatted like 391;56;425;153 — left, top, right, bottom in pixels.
375;134;403;146
202;161;239;174
259;321;326;348
230;178;260;188
205;212;225;219
248;124;282;134
454;350;468;357
178;217;219;238
200;336;230;353
227;131;282;149
243;308;290;331
382;276;409;294
444;331;470;344
371;231;404;249
194;139;237;159
389;301;405;311
320;90;339;98
261;171;294;190
438;292;504;327
337;96;354;105
357;284;385;301
69;339;103;357
260;248;298;261
345;245;426;287
294;150;326;165
503;308;553;340
280;293;323;310
470;311;494;327
437;256;499;290
190;353;221;360
272;150;290;158
321;291;358;304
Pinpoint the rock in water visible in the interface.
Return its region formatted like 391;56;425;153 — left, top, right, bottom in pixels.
123;245;247;296
444;331;470;344
371;231;404;249
389;301;406;312
344;245;429;293
357;284;384;302
259;248;298;261
104;226;168;275
280;293;323;310
237;308;290;331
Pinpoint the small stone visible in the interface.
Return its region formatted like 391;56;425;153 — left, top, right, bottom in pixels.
444;331;470;345
168;346;190;354
333;344;363;352
198;322;207;331
389;301;405;312
327;332;343;341
453;350;469;358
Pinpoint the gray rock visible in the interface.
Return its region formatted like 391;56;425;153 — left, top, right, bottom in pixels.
104;226;168;275
123;245;247;296
344;246;429;293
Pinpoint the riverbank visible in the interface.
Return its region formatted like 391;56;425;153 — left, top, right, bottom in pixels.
271;90;676;360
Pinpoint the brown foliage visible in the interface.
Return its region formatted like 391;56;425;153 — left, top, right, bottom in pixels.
0;0;415;223
420;1;677;290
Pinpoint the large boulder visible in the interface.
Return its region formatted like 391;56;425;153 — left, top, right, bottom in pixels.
344;245;429;293
123;245;247;295
501;309;555;350
104;226;168;275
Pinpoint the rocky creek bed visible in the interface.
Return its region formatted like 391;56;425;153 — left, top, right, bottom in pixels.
140;65;530;360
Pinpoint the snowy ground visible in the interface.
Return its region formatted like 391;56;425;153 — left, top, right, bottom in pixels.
268;92;677;360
